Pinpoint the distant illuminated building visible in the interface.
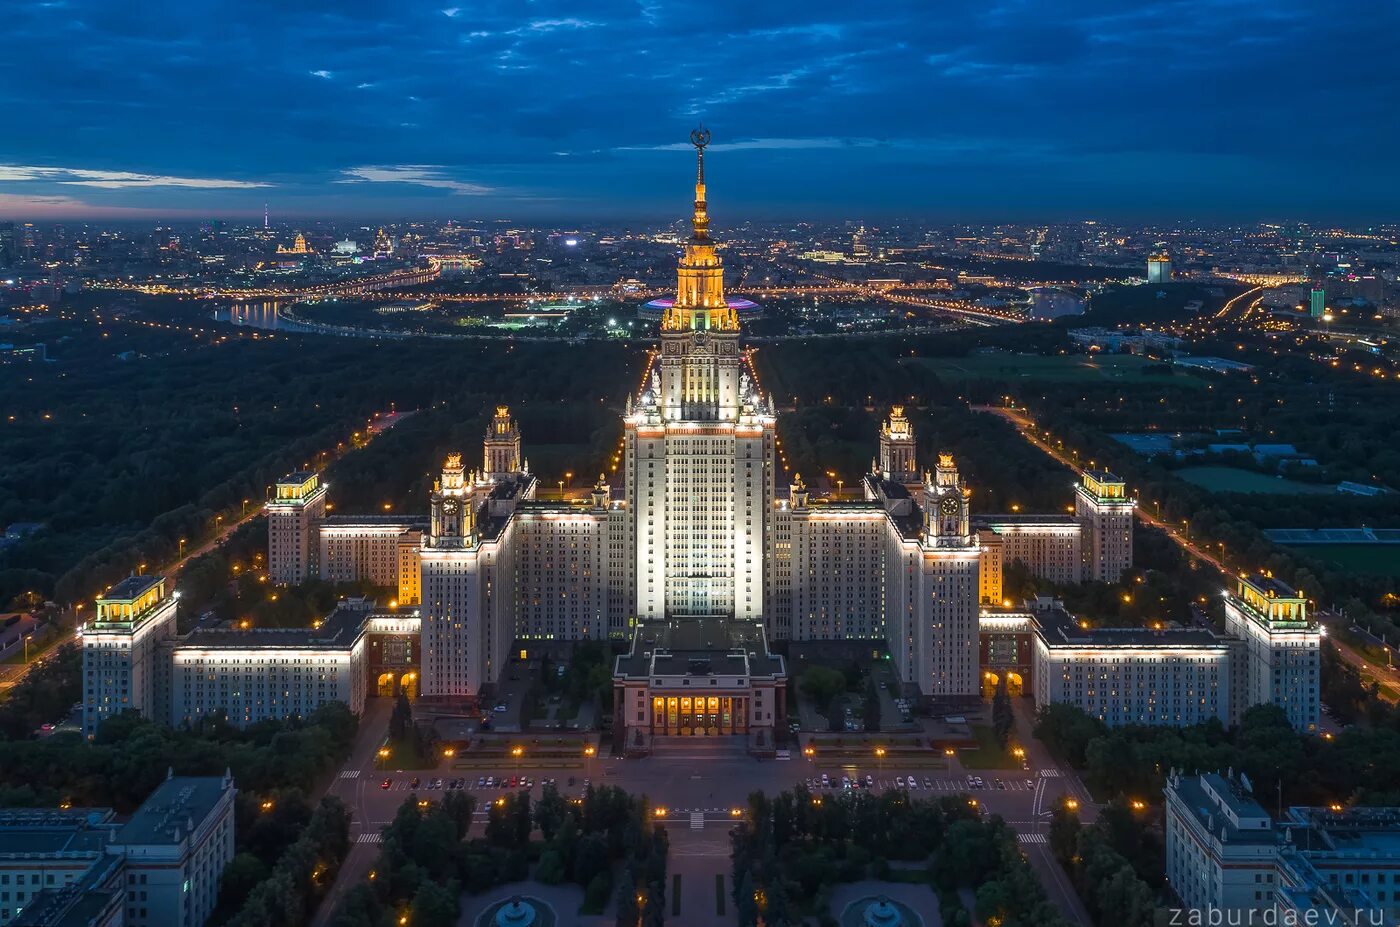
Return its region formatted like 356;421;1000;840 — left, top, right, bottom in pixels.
1148;251;1172;283
266;472;327;584
1309;286;1326;318
1223;573;1320;732
276;232;313;255
332;238;359;254
81;575;177;737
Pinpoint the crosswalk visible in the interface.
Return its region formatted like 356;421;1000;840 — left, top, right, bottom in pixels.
1038;769;1061;778
1018;834;1048;845
355;833;382;845
339;770;360;780
690;812;704;831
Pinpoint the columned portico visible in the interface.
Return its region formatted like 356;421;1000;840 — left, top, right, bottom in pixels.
613;616;785;753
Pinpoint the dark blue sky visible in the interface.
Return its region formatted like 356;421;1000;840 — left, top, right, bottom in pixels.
1;0;1395;222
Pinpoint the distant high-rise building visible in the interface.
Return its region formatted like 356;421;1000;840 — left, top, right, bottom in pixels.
266;472;327;584
1223;573;1320;731
1309;286;1326;318
1075;470;1135;583
1147;251;1172;283
81;575;178;737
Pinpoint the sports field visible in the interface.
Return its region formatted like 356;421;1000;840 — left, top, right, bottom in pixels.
910;353;1203;386
1290;545;1400;577
1175;466;1335;495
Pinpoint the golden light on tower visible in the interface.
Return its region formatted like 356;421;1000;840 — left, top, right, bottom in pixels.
662;126;739;333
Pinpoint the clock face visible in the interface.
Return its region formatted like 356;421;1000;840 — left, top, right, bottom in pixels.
939;496;960;516
442;499;459;515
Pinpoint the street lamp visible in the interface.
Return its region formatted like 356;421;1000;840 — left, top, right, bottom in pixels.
178;538;186;558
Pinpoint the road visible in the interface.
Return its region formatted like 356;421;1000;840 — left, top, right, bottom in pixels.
0;410;414;696
975;402;1392;703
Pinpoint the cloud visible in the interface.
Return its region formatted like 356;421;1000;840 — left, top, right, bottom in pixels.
310;69;333;79
523;18;599;32
441;7;460;17
337;165;493;195
0;164;270;189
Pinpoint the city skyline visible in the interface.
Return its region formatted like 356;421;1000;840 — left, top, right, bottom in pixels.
3;0;1399;221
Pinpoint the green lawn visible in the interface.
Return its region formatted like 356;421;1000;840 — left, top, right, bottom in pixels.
1176;466;1335;495
959;725;1023;770
909;353;1203;387
1290;545;1400;577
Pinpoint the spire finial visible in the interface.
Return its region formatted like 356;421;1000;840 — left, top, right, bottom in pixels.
689;126;711;241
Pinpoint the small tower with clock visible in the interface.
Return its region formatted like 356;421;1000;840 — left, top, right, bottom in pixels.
926;453;971;545
429;453;471;546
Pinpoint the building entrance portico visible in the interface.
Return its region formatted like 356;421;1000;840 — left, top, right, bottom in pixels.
649;694;749;736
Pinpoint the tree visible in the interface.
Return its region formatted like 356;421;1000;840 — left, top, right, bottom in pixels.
535;783;568;841
863;678;882;733
826;694;844;733
992;674;1013;750
1048;807;1081;865
799;666;845;707
389;691;412;742
410;878;460;927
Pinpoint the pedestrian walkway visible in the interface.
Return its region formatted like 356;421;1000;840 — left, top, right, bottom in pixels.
690;812;704;830
355;833;382;845
339;770;360;779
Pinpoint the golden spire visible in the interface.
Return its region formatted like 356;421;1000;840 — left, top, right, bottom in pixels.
690;126;710;241
661;126;737;332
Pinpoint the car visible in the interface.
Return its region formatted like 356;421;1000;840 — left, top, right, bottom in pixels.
485;776;495;787
865;775;874;788
820;774;830;788
523;777;532;788
477;777;486;788
409;777;421;789
907;778;919;790
583;778;591;788
894;776;905;788
431;778;442;789
995;779;1006;790
923;777;933;789
494;702;508;713
508;776;518;788
380;779;392;790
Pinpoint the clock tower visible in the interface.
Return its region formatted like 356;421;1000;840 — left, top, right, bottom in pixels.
926;453;971;544
429;453;471;545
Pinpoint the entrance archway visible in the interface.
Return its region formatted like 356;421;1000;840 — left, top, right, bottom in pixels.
1006;672;1024;697
981;671;1000;699
377;672;397;697
400;671;418;699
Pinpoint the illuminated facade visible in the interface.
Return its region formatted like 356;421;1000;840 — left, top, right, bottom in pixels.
1029;602;1232;727
1147;251;1172;283
878;406;917;484
83;583;418;734
81;575;178;737
1223;574;1320;732
1075;470;1135;583
317;517;424;604
266;471;327;585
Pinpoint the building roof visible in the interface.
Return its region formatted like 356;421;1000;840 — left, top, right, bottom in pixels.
178;600;370;651
99;575;162;602
320;515;427;529
0;810;114;858
1033;604;1225;649
615;617;785;680
1169;772;1279;847
974;514;1080;529
112;775;231;848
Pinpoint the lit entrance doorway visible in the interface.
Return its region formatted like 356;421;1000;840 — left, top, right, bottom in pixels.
377;671;419;699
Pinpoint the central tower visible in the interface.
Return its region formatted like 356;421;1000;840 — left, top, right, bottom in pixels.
658;128;743;422
626;129;776;621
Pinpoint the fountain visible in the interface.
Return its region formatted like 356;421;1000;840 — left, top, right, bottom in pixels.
863;896;903;927
494;896;537;927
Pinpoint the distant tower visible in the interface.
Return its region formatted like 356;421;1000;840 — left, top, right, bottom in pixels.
1074;470;1135;582
879;406;917;483
1309;285;1326;319
82;575;178;737
1147;251;1172;284
263;203;269;229
266;471;328;584
483;406;522;481
429;454;471;544
926;454;972;544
